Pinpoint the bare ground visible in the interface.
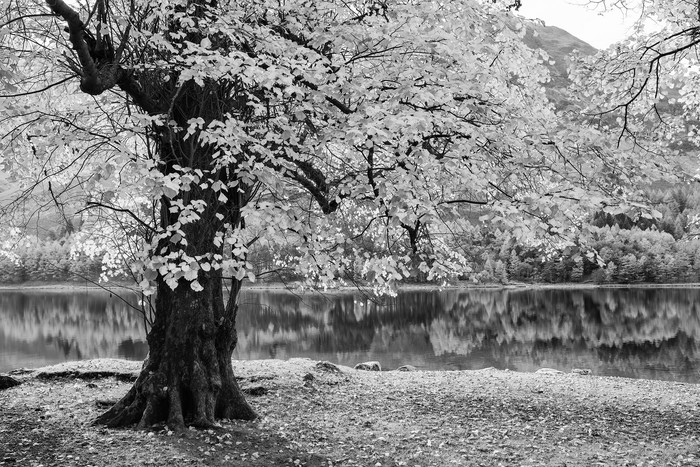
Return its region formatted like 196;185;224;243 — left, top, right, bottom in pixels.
2;358;700;466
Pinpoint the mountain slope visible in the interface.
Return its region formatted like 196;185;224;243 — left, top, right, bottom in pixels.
523;22;597;89
520;21;598;107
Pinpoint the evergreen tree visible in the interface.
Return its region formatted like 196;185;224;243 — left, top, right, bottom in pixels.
617;253;640;283
604;261;617;283
570;259;584;282
494;260;508;284
508;250;522;280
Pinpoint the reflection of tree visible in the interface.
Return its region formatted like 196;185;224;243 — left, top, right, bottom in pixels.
116;338;149;359
0;291;147;370
235;288;700;381
49;335;82;358
5;288;700;380
432;289;700;348
237;291;453;354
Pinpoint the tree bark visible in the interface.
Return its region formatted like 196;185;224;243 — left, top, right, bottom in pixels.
94;271;257;429
95;126;257;429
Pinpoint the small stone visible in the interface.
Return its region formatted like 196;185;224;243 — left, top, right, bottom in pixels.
396;365;417;372
302;373;315;388
0;374;21;390
242;386;268;396
535;368;563;375
354;361;381;371
95;399;116;408
315;361;341;373
572;368;592;375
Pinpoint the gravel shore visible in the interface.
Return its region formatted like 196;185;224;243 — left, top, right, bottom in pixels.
1;358;700;466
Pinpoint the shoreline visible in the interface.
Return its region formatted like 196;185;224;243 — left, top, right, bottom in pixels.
2;358;700;466
2;279;700;293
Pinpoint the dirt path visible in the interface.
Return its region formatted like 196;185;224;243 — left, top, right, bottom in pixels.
2;358;700;466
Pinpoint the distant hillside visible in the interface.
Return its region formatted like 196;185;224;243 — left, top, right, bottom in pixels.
521;20;598;107
523;22;597;86
522;19;696;160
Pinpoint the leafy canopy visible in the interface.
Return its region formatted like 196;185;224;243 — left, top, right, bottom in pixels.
0;0;663;293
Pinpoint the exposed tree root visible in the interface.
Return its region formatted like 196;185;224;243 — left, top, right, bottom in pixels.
93;257;257;429
94;355;257;430
36;370;137;382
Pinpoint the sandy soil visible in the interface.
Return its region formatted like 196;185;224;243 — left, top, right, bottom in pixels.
2;358;700;466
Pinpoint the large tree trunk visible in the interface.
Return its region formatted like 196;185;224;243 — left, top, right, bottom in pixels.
90;66;260;428
95;120;257;428
95;273;257;429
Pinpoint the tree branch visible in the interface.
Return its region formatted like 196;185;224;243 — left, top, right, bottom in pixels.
437;199;488;206
0;76;75;98
78;201;155;232
44;0;105;94
44;0;159;115
0;13;54;29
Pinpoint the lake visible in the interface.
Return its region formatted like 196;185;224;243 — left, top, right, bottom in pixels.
1;286;700;383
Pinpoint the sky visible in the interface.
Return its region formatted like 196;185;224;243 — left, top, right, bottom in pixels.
517;1;642;49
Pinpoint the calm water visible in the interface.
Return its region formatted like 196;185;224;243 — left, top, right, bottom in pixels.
2;287;700;383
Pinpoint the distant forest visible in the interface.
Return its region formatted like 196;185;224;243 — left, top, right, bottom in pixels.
476;184;700;284
2;184;700;285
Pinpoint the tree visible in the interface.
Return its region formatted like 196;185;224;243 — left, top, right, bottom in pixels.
617;253;640;283
570;1;700;176
508;249;522;280
605;261;618;283
570;258;584;282
0;0;663;429
494;259;508;284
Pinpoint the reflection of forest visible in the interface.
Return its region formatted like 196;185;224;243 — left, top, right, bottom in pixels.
0;291;147;371
235;288;700;382
3;288;700;382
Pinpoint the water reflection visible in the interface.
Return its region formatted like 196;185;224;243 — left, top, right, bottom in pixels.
2;287;700;383
0;290;147;371
235;287;700;383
